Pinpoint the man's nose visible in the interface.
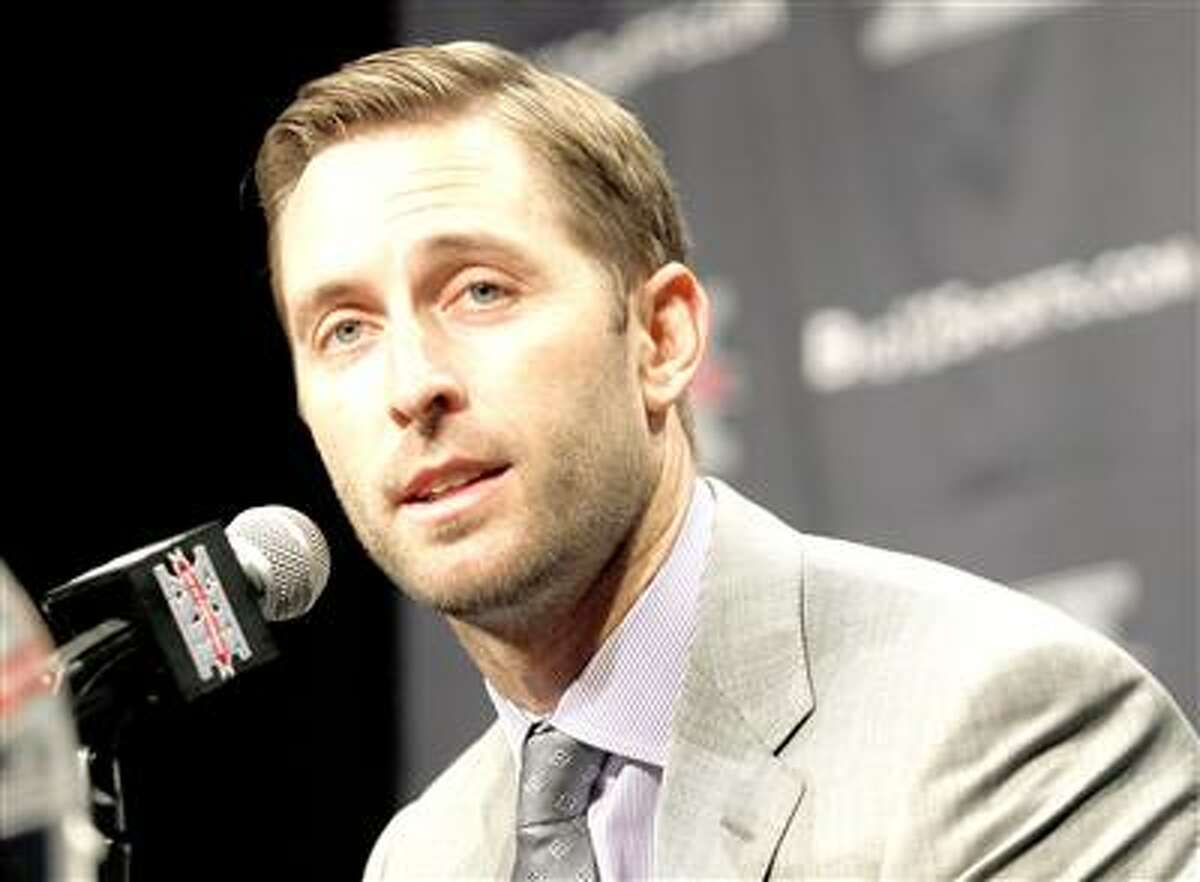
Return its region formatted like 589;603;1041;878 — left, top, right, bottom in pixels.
384;329;466;432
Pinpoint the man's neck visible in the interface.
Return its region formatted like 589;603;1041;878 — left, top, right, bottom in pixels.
448;433;697;715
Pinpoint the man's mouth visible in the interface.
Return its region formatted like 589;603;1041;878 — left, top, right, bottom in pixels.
402;463;510;505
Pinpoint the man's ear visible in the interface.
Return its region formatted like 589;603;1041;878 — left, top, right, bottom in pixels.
633;261;710;420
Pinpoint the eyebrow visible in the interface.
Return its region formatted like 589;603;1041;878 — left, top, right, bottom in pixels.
288;281;363;341
413;232;539;275
287;231;540;334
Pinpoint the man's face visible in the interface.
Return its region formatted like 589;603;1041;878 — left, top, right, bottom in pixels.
276;114;656;625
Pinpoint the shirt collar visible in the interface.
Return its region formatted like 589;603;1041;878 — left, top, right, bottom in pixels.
488;478;714;767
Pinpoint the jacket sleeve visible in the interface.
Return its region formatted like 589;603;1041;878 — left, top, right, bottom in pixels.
879;629;1198;880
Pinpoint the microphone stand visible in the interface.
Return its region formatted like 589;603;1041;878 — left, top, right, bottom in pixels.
53;620;158;882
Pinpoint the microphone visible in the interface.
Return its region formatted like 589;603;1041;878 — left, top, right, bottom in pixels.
225;505;331;622
40;506;330;709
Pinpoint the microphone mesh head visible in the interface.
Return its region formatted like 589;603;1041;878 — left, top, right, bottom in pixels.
226;506;330;621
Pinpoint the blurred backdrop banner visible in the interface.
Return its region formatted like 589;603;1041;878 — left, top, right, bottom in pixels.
393;0;1197;791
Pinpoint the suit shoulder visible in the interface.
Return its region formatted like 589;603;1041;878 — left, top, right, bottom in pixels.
823;536;1197;726
709;481;1185;713
798;531;1140;669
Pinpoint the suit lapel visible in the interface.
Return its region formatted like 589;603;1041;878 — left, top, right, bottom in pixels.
655;480;814;880
471;758;516;878
450;724;518;878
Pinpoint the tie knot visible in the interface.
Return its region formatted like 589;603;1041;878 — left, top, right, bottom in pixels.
517;725;607;826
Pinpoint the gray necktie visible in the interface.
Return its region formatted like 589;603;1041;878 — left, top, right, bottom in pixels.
512;723;607;882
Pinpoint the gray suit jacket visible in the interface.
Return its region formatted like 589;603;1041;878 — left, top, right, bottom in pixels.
365;481;1198;880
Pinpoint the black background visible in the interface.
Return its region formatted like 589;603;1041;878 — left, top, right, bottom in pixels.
4;4;406;879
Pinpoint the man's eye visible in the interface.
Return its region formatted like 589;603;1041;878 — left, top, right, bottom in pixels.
465;281;506;306
329;319;364;347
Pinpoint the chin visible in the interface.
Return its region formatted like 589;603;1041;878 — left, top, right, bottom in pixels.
415;555;581;632
395;555;521;613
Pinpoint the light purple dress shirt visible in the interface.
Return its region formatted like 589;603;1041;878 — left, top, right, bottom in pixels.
487;479;715;880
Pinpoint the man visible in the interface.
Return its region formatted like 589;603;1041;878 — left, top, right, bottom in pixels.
256;41;1198;880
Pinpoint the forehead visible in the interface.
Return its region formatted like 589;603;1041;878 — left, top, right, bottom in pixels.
275;115;565;300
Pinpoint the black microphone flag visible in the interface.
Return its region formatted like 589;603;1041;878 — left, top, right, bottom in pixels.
42;522;278;702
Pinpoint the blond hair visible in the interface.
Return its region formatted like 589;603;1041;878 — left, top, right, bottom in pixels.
257;41;687;308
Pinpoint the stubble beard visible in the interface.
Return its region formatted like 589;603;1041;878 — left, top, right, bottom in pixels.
337;411;655;638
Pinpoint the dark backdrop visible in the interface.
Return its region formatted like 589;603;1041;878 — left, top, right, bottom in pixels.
3;4;401;880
